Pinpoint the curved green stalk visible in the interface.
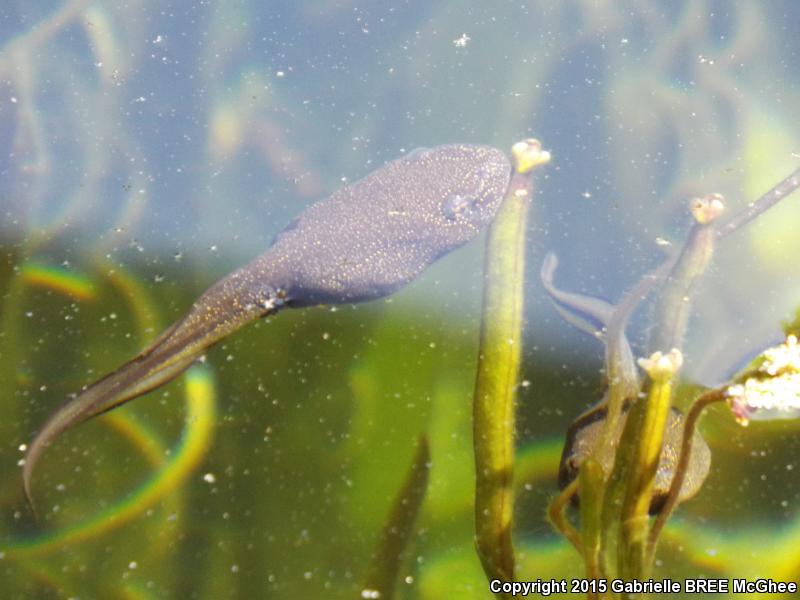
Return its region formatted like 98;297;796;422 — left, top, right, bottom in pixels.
362;436;430;600
473;139;550;585
579;458;606;587
648;387;725;560
548;478;582;553
599;259;672;468
717;166;800;239
616;350;682;580
648;194;725;358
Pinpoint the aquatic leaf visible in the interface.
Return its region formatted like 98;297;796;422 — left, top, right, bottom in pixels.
473;139;550;583
615;350;682;579
648;194;725;356
362;436;430;600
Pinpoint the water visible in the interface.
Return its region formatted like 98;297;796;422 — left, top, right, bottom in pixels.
2;2;800;598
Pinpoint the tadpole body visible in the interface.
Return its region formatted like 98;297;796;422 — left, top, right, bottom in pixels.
24;144;511;507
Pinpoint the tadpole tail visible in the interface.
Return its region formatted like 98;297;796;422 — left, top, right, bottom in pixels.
23;271;279;514
540;251;615;339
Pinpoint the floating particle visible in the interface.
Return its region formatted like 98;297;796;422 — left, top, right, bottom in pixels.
453;33;471;47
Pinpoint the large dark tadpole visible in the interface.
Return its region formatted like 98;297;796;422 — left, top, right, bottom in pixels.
24;143;511;511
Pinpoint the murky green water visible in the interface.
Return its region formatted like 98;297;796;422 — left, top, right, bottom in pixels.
2;2;800;598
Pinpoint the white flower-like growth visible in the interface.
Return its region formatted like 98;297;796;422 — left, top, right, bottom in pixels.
637;349;684;379
726;334;800;426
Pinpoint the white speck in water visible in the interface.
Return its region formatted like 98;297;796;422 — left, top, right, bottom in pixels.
129;561;138;570
303;571;313;580
276;70;285;77
361;589;381;599
404;576;414;584
18;444;27;452
581;191;592;199
203;473;216;483
521;380;531;388
322;332;330;340
655;237;671;246
453;33;471;47
10;96;18;103
231;564;239;573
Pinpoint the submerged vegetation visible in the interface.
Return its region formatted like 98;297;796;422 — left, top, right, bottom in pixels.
537;167;800;596
2;2;800;599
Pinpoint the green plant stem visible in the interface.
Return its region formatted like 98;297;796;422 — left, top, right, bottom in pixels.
647;388;725;559
363;436;430;600
717;166;800;239
599;351;681;586
473;139;549;586
473;167;530;582
548;478;582;554
598;261;672;470
579;458;606;587
617;369;674;580
648;198;721;356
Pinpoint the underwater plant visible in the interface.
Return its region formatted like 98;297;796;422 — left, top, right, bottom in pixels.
14;130;799;599
533;165;800;594
3;2;800;599
473;139;551;584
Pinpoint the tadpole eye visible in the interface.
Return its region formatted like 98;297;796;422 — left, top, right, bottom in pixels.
442;193;478;221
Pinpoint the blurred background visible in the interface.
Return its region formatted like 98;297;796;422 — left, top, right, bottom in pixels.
1;1;799;598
